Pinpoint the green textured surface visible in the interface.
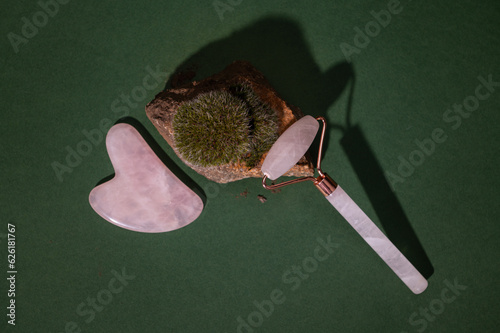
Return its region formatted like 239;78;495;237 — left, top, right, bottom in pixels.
1;0;499;332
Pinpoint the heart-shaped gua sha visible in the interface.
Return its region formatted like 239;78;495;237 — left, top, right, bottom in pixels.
89;123;203;233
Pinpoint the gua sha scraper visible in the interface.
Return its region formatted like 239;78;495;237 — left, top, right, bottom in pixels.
89;123;203;233
261;116;428;294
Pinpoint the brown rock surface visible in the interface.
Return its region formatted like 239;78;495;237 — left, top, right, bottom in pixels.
145;60;314;183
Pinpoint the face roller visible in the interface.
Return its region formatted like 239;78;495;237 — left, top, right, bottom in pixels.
261;116;428;294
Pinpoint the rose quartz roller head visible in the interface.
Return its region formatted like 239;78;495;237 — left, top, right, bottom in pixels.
261;116;428;294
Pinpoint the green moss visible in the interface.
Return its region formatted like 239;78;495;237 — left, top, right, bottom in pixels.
173;84;278;168
230;84;279;167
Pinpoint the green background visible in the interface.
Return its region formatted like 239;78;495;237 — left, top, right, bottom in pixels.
1;0;499;332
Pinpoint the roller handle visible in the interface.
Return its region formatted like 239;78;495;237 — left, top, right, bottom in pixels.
326;186;428;294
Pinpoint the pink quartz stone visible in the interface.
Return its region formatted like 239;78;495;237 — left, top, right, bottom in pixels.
89;123;204;233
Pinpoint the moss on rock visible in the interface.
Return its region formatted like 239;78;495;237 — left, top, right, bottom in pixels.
173;84;278;168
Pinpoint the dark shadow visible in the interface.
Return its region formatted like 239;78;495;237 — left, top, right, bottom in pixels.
162;15;432;277
166;16;352;166
94;117;206;205
95;173;115;187
334;64;433;278
167;16;344;111
340;125;434;279
310;62;354;163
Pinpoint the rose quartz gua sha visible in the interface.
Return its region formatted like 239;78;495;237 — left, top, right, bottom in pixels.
89;123;203;232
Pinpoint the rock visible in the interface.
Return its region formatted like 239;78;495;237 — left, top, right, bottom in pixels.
145;60;314;183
